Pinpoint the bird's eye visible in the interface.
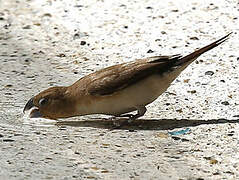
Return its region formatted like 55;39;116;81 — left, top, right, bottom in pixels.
39;98;48;106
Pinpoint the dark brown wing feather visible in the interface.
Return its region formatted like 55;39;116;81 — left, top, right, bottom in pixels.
86;55;181;96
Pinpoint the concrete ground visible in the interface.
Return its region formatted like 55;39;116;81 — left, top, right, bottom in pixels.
0;0;239;179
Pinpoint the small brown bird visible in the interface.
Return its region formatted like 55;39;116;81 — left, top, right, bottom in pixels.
24;33;231;121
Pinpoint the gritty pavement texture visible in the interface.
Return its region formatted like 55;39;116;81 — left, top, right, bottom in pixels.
0;0;239;179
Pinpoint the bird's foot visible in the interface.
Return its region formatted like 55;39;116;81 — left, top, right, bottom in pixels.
119;113;135;119
105;116;127;128
111;119;131;129
109;106;146;129
109;114;138;129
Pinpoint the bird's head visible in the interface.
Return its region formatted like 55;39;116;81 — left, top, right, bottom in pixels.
23;86;76;119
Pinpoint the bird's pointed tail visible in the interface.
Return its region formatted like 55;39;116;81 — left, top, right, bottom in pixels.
175;32;232;66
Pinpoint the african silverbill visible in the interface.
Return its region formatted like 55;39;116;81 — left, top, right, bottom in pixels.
23;33;231;121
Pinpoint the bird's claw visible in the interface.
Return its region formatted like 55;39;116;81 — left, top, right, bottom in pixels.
119;114;134;119
111;119;130;129
108;113;140;129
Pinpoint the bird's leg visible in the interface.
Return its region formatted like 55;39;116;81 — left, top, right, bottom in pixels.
126;106;147;122
112;106;147;128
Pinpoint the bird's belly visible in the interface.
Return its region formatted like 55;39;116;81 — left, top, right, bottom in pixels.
81;73;175;116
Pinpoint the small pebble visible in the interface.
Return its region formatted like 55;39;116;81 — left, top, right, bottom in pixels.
190;37;199;40
34;23;41;26
22;25;31;29
188;90;196;94
176;108;183;113
221;101;229;105
74;5;83;8
155;132;169;138
210;159;218;164
184;79;190;83
5;84;13;88
57;53;66;57
42;13;52;17
171;136;181;140
147;49;154;53
205;71;214;76
3;24;11;29
73;33;80;40
3;139;15;142
80;41;86;45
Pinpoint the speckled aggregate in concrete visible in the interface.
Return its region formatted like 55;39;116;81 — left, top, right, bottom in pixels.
0;0;239;179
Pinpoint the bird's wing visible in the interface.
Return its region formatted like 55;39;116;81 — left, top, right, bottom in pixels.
85;55;181;96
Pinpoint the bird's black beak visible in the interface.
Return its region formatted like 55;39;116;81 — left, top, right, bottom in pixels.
23;97;43;118
23;97;34;113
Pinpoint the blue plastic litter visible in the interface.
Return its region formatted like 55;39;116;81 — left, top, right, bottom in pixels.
168;128;191;136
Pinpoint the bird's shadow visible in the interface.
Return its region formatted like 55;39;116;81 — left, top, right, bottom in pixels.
55;118;239;130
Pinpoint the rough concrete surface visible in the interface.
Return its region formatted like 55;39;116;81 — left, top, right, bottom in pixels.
0;0;239;179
